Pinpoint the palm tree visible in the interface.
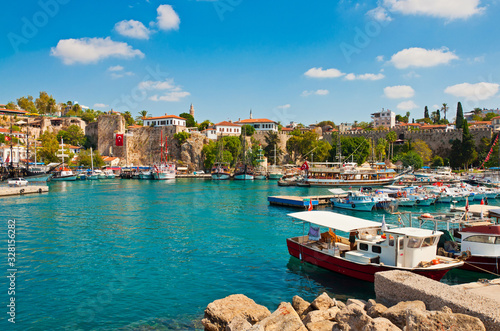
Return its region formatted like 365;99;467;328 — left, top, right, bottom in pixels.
136;110;149;124
441;103;448;121
386;131;397;159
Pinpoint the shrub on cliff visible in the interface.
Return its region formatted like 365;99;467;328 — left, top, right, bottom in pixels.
174;132;190;144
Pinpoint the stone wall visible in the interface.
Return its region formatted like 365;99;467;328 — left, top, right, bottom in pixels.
26;116;87;139
252;131;292;164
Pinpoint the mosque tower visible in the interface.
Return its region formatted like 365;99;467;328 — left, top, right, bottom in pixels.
189;104;195;117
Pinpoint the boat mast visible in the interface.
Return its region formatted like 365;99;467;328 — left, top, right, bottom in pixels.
336;135;343;164
160;130;163;165
91;147;94;172
165;134;168;163
274;144;277;166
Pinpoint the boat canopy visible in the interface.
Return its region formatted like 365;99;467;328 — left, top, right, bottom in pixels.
328;188;347;195
288;211;381;232
386;227;442;238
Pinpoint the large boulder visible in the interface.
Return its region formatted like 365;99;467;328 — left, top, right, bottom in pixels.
202;294;271;331
335;304;373;330
226;316;252;331
302;307;339;325
292;296;312;318
311;292;335;311
306;320;337;331
366;303;388;319
248;302;307;331
346;298;367;309
382;300;426;329
406;309;486;331
363;317;401;331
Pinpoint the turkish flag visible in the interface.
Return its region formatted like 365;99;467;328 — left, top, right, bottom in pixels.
300;161;309;171
5;136;11;141
115;134;124;146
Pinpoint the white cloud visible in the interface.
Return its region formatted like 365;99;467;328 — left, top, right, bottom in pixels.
277;104;291;109
115;20;150;39
94;103;109;109
389;47;458;69
367;6;393;21
376;55;384;62
404;71;421;78
384;85;415;99
397;100;418;110
382;0;485;20
157;5;180;30
304;67;345;78
444;82;500;101
139;78;190;102
301;89;329;97
108;65;124;72
345;73;385;81
51;37;144;65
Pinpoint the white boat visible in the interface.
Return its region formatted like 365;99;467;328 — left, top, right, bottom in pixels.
329;189;376;212
286;211;464;282
52;138;76;181
153;132;176;180
267;145;283;180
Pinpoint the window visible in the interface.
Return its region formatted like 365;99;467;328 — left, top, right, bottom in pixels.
359;243;368;251
407;237;422;248
464;235;499;244
372;246;381;253
422;237;437;247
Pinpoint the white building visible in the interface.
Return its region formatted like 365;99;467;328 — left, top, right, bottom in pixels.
143;114;186;127
492;116;500;131
205;121;242;140
0;146;27;165
371;109;396;129
235;118;278;132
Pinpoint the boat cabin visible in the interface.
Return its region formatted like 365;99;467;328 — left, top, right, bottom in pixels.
460;225;500;257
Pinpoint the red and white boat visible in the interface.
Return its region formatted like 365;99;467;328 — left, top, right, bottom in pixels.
153;132;176;180
286;211;464;282
459;224;500;273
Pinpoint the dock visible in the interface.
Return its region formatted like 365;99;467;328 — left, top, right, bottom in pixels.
268;194;346;209
0;185;49;197
450;205;500;218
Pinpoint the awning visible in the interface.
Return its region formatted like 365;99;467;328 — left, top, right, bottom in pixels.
288;211;381;232
328;188;347;195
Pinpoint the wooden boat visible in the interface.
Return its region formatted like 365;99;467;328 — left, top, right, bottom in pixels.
233;128;254;180
267;145;283;180
286;211;464;282
153;132;176;180
211;136;231;180
52;138;76;181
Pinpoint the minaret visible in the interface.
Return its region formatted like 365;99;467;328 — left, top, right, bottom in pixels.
249;109;253;119
189;104;194;117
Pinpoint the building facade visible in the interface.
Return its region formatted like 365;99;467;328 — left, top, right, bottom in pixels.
205;121;242;140
235;118;278;132
371;109;396;129
143;114;186;127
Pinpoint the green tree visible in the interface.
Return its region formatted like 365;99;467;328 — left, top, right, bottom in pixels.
456;102;464;129
330;135;370;164
179;113;196;127
81;109;97;124
431;155;444;167
441;103;448;120
483;112;498;121
197;120;212;131
386;131;397;159
412;139;432;164
394;151;423;169
5;101;16;109
123;111;135;127
174;132;190;144
35;91;56;114
461;120;477;169
77;149;105;168
424;106;429;119
316;120;335;129
241;124;255;136
39;131;60;163
17;95;37;113
263;131;282;164
57;125;86;146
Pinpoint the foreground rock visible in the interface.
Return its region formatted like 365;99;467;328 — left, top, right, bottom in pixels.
202;292;486;331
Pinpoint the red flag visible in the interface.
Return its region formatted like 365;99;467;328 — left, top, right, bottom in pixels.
5;136;11;141
481;198;484;205
115;133;124;146
5;154;9;163
465;197;469;212
308;199;313;211
300;161;309;171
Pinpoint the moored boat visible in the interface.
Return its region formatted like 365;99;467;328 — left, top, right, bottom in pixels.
286;211;464;282
329;189;375;212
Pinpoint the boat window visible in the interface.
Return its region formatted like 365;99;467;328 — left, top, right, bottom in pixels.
372;246;381;253
421;237;437;247
464;235;497;244
359;243;368;251
407;237;422;248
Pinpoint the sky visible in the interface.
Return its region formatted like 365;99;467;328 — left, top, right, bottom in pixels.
2;0;500;125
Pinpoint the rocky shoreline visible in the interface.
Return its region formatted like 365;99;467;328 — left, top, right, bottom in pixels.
201;292;486;331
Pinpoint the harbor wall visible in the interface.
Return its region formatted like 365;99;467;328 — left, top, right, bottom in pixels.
375;270;500;331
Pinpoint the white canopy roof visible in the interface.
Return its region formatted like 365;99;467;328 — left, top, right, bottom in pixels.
328;188;347;195
386;227;442;238
288;211;381;232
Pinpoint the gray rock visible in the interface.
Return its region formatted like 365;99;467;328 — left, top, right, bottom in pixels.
335;304;372;330
362;317;401;331
366;303;388;319
382;300;426;329
306;320;337;331
248;302;307;331
202;294;271;331
406;309;486;331
226;316;252;331
311;293;335;311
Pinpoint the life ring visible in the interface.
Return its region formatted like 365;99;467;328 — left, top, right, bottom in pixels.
20;189;25;194
351;203;356;208
397;191;402;197
416;200;420;204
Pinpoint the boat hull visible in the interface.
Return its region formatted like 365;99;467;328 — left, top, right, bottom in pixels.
305;177;397;187
52;175;77;181
254;175;267;180
268;173;283;180
211;173;230;180
153;172;175;180
139;173;154;180
331;200;375;212
459;255;500;273
234;174;254;180
25;174;52;182
287;239;454;282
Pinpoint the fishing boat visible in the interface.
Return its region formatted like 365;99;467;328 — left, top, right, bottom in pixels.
233;127;254;180
254;146;267;180
329;189;376;212
103;169;116;179
268;144;283;180
87;148;100;180
139;168;154;180
286;211;464;282
153;132;176;180
211;136;231;180
51;138;77;181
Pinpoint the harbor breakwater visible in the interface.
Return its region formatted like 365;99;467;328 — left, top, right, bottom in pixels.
202;270;499;331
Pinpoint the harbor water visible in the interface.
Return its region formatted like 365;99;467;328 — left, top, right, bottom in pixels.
0;179;495;330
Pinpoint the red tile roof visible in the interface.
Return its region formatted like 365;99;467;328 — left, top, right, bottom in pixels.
214;121;241;127
144;114;186;121
281;127;293;131
236;118;276;124
0;109;29;115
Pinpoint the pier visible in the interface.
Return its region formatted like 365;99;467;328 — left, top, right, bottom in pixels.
0;185;48;197
450;204;500;218
267;194;346;209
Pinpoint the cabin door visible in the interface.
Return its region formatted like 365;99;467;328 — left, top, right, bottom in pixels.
396;237;404;267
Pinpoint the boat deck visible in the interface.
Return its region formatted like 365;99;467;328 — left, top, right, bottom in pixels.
450;205;500;217
268;194;346;209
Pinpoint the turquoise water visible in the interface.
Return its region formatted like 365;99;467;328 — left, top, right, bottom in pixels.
0;180;495;330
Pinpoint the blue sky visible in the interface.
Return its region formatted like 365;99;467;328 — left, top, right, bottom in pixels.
2;0;500;125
